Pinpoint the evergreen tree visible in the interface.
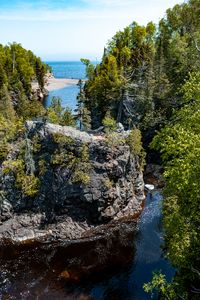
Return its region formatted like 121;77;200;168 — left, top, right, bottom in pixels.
146;71;200;299
61;107;76;127
0;84;15;120
75;79;91;130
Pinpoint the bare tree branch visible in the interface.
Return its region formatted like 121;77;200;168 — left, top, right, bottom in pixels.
191;266;200;278
191;285;200;294
194;38;200;52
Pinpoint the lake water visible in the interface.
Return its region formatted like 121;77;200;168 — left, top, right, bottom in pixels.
46;61;87;80
44;61;86;111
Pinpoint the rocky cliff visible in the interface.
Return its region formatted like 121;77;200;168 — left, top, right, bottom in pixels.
0;121;145;286
0;121;145;245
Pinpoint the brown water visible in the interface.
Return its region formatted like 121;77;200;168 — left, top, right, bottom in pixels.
0;192;174;300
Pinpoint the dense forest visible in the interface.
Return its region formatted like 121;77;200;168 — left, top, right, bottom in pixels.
81;0;200;298
83;0;199;131
0;43;52;162
0;43;50;120
0;0;200;299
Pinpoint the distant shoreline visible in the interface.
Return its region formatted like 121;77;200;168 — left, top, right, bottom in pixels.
45;77;80;92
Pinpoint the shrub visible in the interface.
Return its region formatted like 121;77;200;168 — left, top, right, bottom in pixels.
102;114;117;133
21;175;40;197
51;134;91;185
126;128;146;169
2;159;40;197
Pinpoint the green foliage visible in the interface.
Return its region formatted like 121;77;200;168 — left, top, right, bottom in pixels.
80;58;95;80
143;272;177;299
51;133;91;185
35;58;47;89
79;106;91;130
105;132;125;149
2;159;24;176
149;70;200;298
0;84;15;120
126;128;146;169
102;114;117;133
181;71;200;103
72;169;90;185
0;115;23;159
32;134;41;153
82;0;199;137
49;97;63;117
126;128;142;155
47;96;63;123
83;21;156;126
38;159;47;176
1;127;41;198
61;107;76;127
52;133;74;147
75;79;91;131
47;97;76;127
47;109;60;124
2;159;40;197
84;54;121;119
72;143;91;185
20;98;46;120
0;42;48;121
21;175;40;197
102;113;126;148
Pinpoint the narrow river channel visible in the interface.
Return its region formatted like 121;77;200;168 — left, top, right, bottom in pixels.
62;191;174;300
0;191;174;300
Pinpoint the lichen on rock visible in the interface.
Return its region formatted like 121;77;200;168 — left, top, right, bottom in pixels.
0;121;145;246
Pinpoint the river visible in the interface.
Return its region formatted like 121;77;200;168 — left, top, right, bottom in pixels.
0;191;174;299
59;191;174;300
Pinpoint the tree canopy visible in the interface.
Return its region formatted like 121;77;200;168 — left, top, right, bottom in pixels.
0;42;50;122
82;0;200;136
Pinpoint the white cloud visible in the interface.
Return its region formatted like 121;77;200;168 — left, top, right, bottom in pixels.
82;0;137;7
0;0;181;60
0;8;131;21
0;0;181;22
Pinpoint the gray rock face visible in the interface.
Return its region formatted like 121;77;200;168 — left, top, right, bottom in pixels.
0;121;145;246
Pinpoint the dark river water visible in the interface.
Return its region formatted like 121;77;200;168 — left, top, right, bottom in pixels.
0;192;174;300
67;192;174;300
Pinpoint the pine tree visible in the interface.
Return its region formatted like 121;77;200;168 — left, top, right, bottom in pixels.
75;79;91;130
0;84;15;120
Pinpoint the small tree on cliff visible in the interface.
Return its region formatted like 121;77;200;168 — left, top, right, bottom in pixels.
75;79;91;131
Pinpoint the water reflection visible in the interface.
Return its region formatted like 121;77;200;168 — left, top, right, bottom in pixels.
0;192;174;299
66;192;174;300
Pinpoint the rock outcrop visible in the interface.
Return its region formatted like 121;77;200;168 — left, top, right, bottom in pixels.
0;121;146;287
31;80;48;101
0;121;145;245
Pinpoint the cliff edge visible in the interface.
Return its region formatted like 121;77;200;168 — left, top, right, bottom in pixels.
0;121;145;245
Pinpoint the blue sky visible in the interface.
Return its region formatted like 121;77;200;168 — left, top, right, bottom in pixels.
0;0;182;61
